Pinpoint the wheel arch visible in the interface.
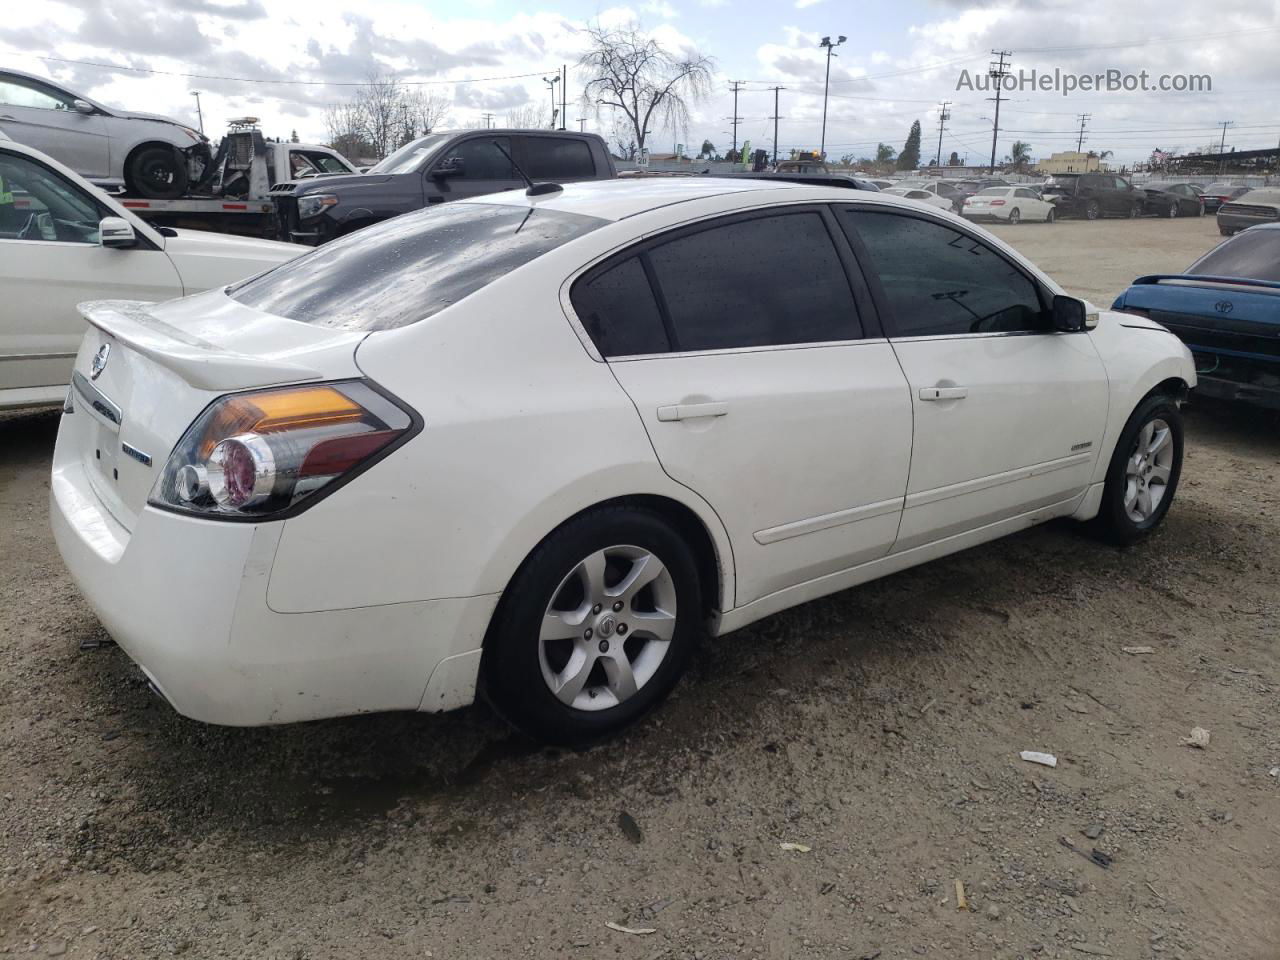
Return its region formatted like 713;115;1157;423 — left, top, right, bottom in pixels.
483;492;733;648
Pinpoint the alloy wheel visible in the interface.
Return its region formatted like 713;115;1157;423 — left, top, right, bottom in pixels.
1124;418;1175;523
538;545;678;711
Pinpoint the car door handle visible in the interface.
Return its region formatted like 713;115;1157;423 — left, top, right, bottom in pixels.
919;386;968;401
0;115;15;121
657;401;729;422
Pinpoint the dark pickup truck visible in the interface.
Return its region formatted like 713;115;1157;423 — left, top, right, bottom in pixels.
273;129;617;244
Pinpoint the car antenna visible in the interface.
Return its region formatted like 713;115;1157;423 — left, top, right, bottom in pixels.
492;139;562;197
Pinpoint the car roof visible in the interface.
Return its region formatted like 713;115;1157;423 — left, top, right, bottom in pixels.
471;176;956;222
471;176;801;221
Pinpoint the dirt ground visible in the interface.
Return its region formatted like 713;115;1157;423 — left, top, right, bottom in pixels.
2;215;1277;960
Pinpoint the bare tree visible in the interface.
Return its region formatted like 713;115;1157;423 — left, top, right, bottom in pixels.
580;22;714;157
504;103;551;129
323;101;369;160
400;88;451;140
356;70;405;158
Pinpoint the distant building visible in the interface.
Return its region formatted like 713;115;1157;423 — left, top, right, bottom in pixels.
1036;151;1108;174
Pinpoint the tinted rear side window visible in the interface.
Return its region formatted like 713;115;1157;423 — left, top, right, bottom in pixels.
645;211;862;351
230;203;604;330
522;138;595;179
1187;229;1280;282
571;257;670;357
841;209;1045;337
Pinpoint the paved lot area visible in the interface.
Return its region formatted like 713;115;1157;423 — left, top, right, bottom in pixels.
2;215;1277;960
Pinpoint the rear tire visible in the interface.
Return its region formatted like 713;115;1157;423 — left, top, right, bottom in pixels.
1167;203;1179;218
1085;200;1101;220
1130;204;1141;218
1219;226;1233;236
482;507;701;744
127;146;188;200
1008;208;1021;224
1089;394;1184;546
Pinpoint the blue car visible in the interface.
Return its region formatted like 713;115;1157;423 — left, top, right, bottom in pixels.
1112;223;1280;409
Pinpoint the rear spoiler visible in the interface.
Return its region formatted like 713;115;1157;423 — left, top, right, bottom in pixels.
77;300;322;392
1131;274;1280;291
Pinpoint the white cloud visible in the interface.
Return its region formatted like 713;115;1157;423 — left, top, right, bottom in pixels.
795;0;825;8
641;0;679;17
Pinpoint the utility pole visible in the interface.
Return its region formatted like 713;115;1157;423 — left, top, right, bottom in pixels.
769;85;785;166
728;80;744;158
1217;120;1233;175
481;112;495;129
560;65;568;130
934;100;951;168
577;118;586;132
191;91;204;134
1075;113;1091;152
986;49;1012;174
818;35;846;159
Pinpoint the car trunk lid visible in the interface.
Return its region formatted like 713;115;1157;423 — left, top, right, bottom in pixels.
68;291;366;531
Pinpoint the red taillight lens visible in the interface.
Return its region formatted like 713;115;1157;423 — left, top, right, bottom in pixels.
150;381;416;519
990;200;1006;205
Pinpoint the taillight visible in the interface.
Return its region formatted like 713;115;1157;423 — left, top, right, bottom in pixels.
149;380;416;520
990;200;1006;206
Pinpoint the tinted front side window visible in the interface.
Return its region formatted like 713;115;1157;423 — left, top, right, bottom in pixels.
448;138;515;179
0;151;102;243
523;138;595;179
841;209;1045;337
1187;230;1280;282
230;203;604;331
646;211;862;351
571;257;670;357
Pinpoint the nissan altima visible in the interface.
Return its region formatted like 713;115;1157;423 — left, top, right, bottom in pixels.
51;178;1196;743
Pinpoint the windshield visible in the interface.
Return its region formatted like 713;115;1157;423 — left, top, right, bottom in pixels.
367;134;451;175
229;202;606;331
1188;230;1280;283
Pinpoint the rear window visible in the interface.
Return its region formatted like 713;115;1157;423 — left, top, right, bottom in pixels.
1187;230;1280;283
230;203;605;331
522;137;595;179
977;188;1009;196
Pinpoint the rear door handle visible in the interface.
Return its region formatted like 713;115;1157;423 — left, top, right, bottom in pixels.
0;115;15;122
657;401;729;422
919;386;968;401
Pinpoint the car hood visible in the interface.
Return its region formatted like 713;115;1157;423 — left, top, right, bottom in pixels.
164;228;303;259
289;172;390;195
161;229;306;295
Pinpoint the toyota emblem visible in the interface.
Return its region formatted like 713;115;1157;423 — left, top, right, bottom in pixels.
90;344;111;380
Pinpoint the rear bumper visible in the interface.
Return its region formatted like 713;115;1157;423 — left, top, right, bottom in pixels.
50;428;498;724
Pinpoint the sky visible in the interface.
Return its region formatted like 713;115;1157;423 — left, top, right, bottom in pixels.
3;0;1280;167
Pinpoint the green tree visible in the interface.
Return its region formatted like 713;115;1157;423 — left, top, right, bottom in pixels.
875;142;897;167
699;139;716;159
289;129;300;143
896;119;922;171
948;150;959;166
1010;140;1031;170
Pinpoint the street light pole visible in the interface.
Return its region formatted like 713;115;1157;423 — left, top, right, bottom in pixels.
191;91;204;134
818;35;845;159
543;75;561;130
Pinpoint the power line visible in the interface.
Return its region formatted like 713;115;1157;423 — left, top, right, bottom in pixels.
32;54;556;87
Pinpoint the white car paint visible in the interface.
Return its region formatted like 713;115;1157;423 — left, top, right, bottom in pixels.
0;68;207;190
881;186;954;211
0;139;305;410
963;186;1057;223
51;178;1196;729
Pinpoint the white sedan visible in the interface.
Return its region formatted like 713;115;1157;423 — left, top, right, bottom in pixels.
962;186;1058;223
0;138;304;411
51;179;1195;743
880;186;954;211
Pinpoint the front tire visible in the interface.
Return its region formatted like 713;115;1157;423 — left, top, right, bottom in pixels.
1090;394;1184;546
1167;202;1179;218
127;146;189;200
1219;226;1233;236
482;507;701;744
1085;200;1101;220
1045;207;1056;223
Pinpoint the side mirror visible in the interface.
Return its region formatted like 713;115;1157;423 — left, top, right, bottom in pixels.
72;99;95;115
99;216;137;249
431;156;465;179
1051;294;1088;332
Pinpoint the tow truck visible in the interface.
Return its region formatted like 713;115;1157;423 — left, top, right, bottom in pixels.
109;119;358;238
